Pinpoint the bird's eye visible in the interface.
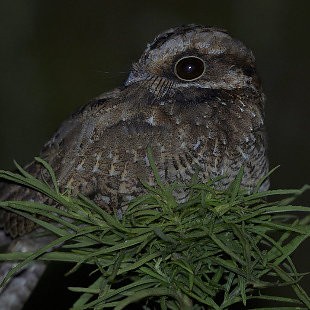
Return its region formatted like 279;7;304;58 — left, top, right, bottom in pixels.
174;56;205;81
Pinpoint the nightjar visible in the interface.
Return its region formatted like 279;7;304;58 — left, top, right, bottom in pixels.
0;25;269;309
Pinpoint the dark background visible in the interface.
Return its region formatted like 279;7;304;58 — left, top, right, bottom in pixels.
0;1;309;309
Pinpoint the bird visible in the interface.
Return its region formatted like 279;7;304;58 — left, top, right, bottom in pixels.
0;24;269;309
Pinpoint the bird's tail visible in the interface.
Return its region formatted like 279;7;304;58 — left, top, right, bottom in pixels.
0;161;53;309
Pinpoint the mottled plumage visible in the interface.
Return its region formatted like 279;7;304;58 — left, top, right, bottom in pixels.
0;25;269;309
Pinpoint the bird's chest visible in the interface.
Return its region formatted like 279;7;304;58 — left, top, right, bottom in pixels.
58;121;256;209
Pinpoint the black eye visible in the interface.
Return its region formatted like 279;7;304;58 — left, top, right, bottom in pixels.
174;56;205;81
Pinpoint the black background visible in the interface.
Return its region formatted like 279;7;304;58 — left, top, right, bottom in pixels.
0;1;309;309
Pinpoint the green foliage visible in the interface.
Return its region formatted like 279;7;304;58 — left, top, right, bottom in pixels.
0;156;310;309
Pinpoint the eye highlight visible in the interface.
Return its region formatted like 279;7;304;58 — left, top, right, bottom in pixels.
174;56;205;81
